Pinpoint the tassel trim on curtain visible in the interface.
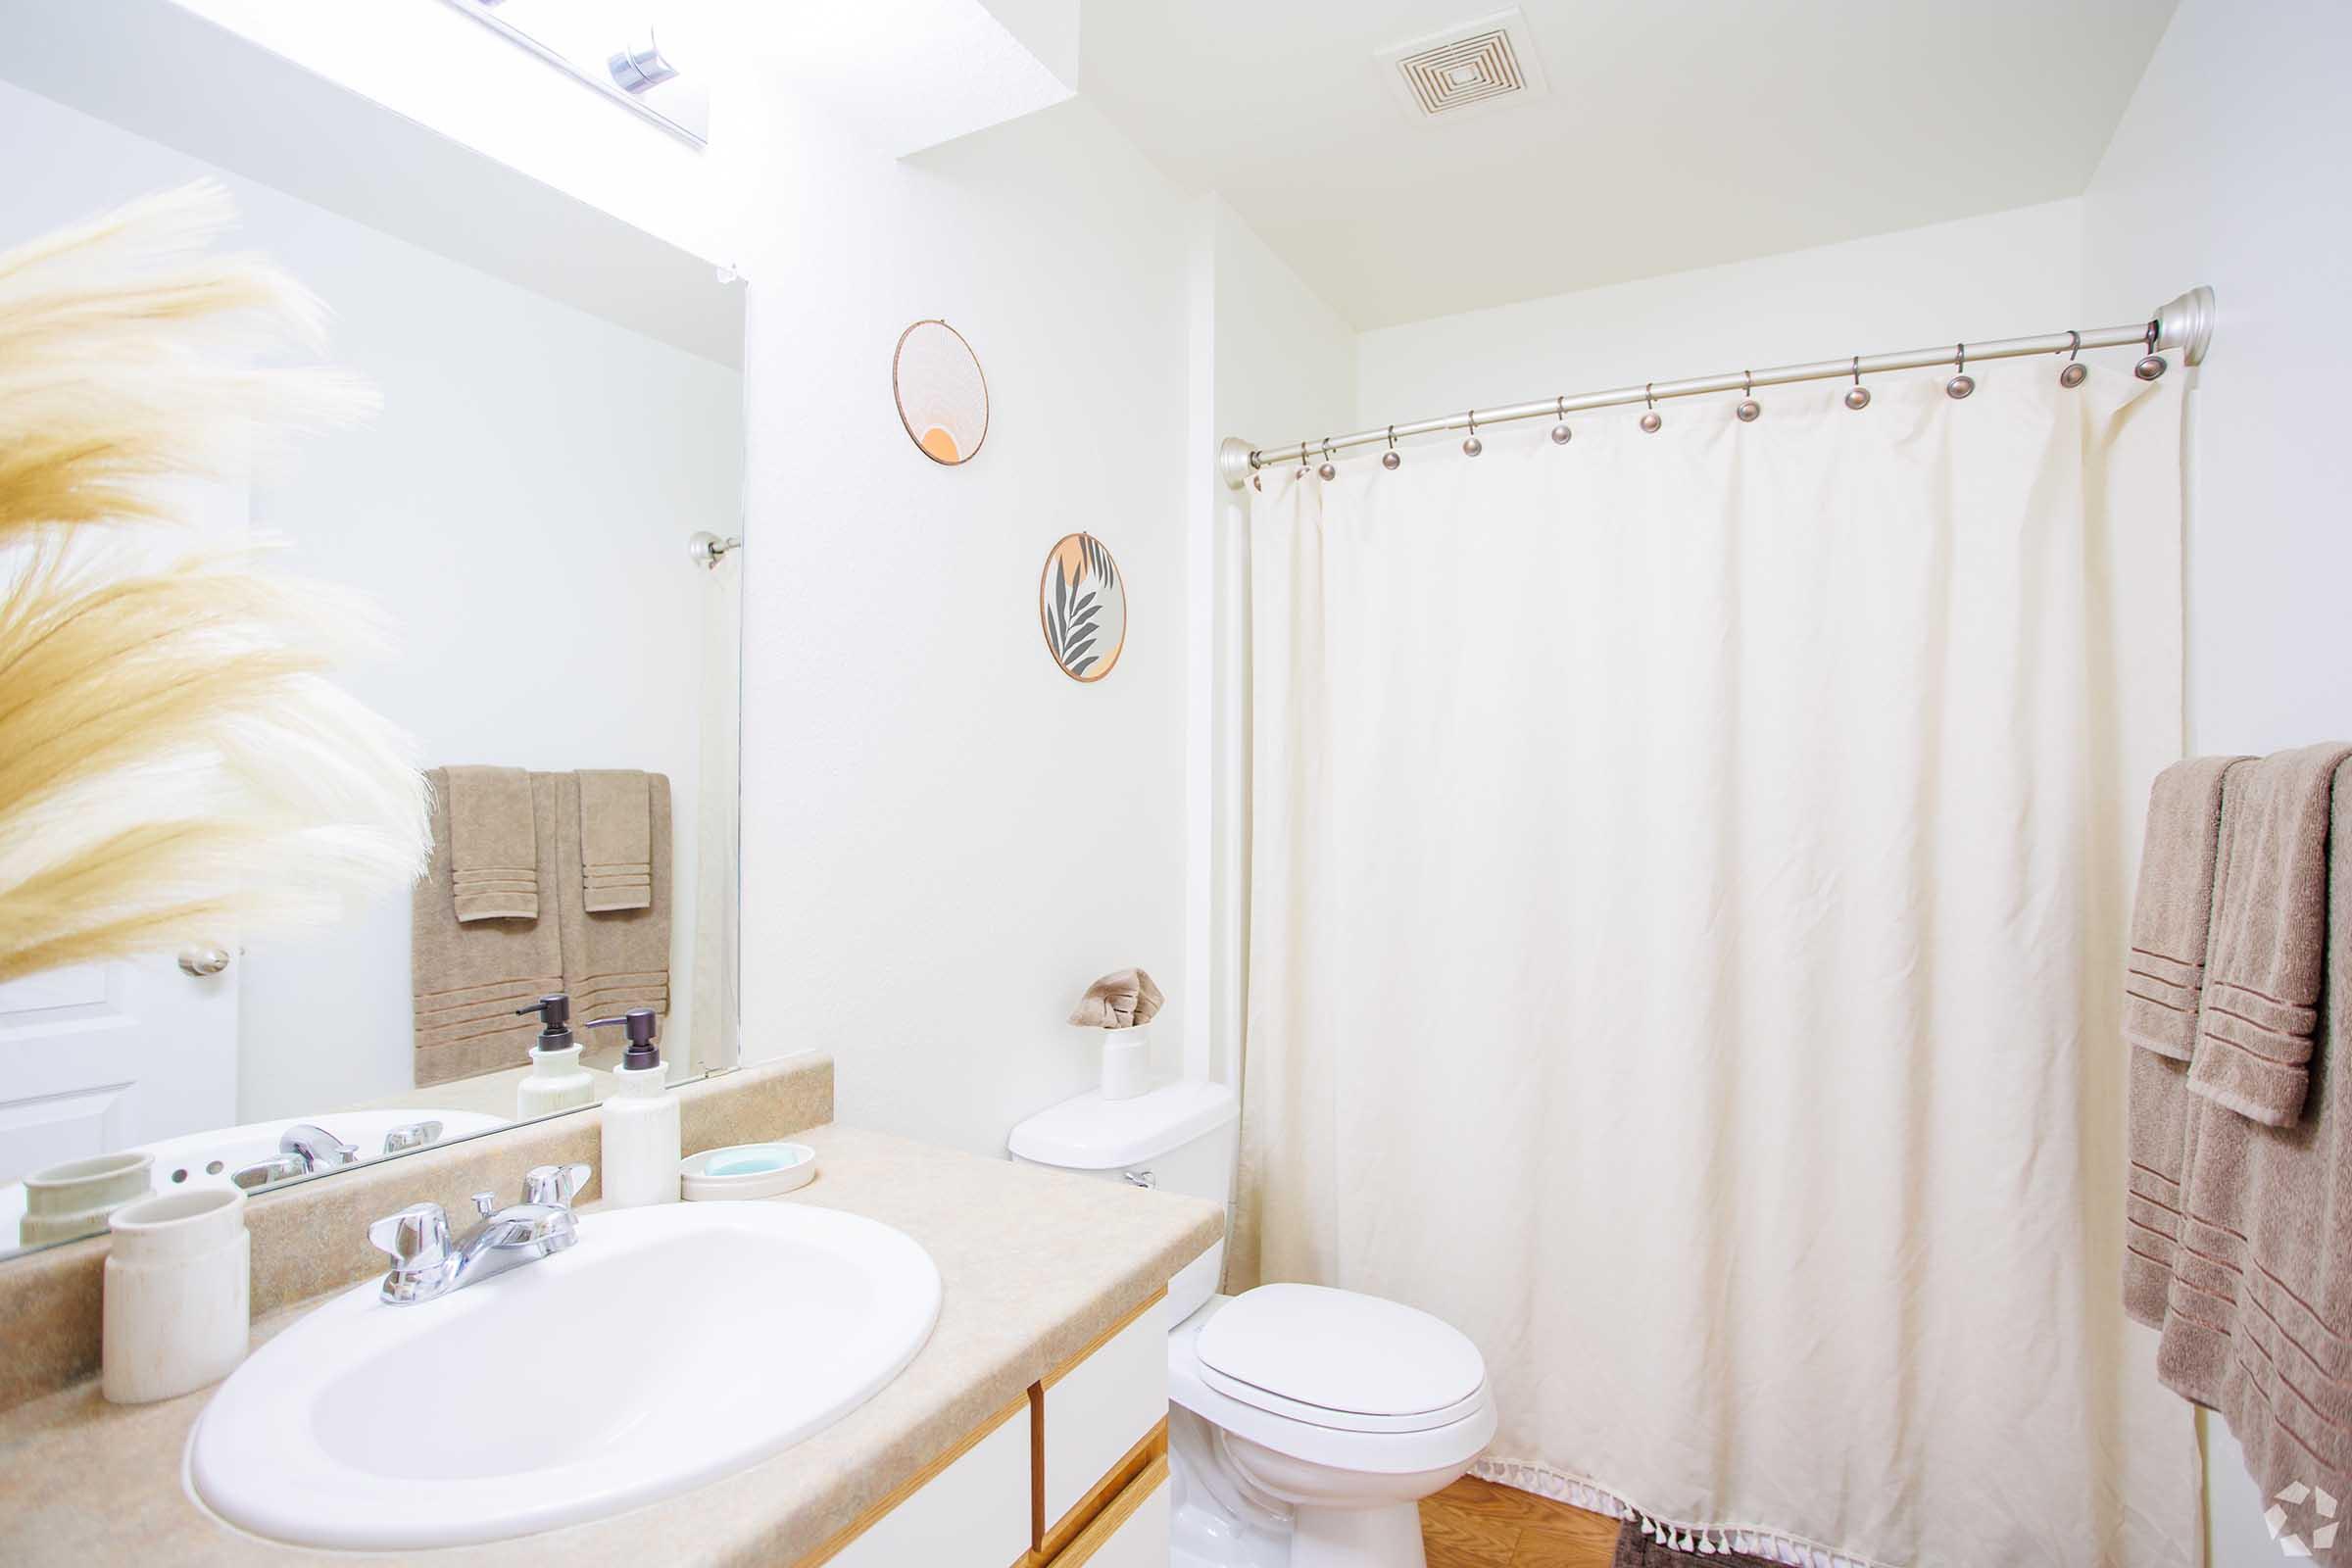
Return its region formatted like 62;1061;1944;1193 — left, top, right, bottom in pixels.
1473;1458;1900;1568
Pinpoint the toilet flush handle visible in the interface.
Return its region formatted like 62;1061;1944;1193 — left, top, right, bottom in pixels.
1122;1168;1155;1190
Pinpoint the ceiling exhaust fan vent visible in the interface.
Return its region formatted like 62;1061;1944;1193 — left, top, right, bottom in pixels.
1377;10;1548;122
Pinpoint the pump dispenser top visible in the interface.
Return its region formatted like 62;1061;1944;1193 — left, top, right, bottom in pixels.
514;993;574;1049
586;1007;661;1072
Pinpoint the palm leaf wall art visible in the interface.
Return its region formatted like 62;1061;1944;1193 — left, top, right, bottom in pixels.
1038;532;1127;683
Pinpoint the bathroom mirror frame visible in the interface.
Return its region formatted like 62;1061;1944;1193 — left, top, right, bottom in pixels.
0;0;746;1263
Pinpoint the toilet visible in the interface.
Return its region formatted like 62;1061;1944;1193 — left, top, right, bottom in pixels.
1010;1081;1495;1568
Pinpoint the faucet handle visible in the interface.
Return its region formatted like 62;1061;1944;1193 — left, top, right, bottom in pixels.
523;1163;591;1208
230;1152;309;1191
470;1191;500;1219
368;1202;451;1269
380;1119;443;1155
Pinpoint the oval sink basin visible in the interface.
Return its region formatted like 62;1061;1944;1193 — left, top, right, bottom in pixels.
189;1201;940;1549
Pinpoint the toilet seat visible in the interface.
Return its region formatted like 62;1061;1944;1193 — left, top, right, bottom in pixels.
1194;1284;1489;1435
1169;1293;1497;1479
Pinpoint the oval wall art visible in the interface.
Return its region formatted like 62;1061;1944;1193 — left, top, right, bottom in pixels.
892;319;989;465
1039;533;1126;683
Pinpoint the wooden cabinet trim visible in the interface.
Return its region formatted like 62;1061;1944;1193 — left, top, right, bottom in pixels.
1039;1416;1168;1562
1029;1382;1047;1546
1043;1453;1170;1568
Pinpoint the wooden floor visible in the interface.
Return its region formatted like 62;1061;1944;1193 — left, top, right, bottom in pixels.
1420;1476;1619;1567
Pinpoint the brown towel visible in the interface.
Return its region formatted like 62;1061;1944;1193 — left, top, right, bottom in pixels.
2188;742;2352;1125
578;769;653;913
2123;756;2247;1326
2158;757;2352;1512
557;770;672;1047
444;765;539;922
413;769;563;1085
1612;1519;1779;1567
1068;967;1164;1029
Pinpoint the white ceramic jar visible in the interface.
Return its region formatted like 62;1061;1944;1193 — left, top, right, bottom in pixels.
1101;1022;1153;1101
601;1058;682;1207
103;1186;250;1404
20;1150;155;1248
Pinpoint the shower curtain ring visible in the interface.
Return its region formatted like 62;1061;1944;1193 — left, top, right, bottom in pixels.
1317;439;1338;481
1297;441;1310;477
1550;396;1572;446
1844;355;1872;410
1736;369;1761;423
1383;423;1401;469
2135;319;2170;380
2059;330;2087;388
1641;382;1663;433
1462;411;1483;458
1945;343;1976;400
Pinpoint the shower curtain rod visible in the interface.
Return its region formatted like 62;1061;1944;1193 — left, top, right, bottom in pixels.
1217;285;2216;489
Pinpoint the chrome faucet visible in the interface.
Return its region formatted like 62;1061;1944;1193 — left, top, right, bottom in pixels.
280;1122;359;1170
230;1121;362;1191
366;1163;591;1304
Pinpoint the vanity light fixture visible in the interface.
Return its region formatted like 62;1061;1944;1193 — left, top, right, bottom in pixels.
609;30;679;94
442;0;708;145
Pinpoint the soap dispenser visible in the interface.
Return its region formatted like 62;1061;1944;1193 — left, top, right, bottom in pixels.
591;1008;679;1207
514;994;595;1117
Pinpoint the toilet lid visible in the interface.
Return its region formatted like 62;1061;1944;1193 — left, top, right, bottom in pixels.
1193;1284;1488;1434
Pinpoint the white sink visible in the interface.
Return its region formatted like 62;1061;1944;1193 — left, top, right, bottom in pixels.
188;1200;940;1549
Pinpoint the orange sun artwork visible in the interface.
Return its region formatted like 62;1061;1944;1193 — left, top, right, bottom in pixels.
893;319;989;466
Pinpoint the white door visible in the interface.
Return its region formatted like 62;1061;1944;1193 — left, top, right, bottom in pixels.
0;469;249;1189
0;951;241;1186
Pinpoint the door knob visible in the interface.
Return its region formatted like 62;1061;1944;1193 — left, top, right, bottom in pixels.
177;945;231;977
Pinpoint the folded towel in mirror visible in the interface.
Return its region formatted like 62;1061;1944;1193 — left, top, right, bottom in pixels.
557;770;672;1062
414;769;564;1085
444;765;538;922
578;769;653;912
1068;967;1164;1029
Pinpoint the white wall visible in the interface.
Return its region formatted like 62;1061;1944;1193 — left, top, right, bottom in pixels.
2082;2;2352;1559
1356;199;2087;420
732;93;1195;1158
1187;202;1356;1086
0;78;742;1122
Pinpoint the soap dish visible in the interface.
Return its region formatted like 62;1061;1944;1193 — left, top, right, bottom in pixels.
679;1142;816;1200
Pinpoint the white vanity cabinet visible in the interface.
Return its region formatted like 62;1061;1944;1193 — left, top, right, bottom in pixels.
803;1289;1172;1568
821;1395;1034;1568
1039;1294;1171;1559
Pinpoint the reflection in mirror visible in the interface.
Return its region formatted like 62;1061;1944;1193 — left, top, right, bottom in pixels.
0;61;743;1259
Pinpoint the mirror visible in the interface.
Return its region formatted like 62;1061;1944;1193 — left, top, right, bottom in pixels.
0;11;743;1257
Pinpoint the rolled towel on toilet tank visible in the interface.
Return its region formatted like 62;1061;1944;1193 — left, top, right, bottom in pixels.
1068;967;1164;1029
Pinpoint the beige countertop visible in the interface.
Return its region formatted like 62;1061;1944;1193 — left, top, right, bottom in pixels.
0;1123;1224;1567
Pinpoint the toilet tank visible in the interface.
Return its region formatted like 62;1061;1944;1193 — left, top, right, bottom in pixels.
1007;1079;1238;1324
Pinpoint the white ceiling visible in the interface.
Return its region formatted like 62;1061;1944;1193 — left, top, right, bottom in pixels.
1078;0;2179;329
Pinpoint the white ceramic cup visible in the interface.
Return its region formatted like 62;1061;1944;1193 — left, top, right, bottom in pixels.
20;1150;155;1249
1101;1022;1153;1101
103;1186;250;1405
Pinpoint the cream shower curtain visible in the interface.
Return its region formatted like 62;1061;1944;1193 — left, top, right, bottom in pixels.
1235;368;2195;1566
